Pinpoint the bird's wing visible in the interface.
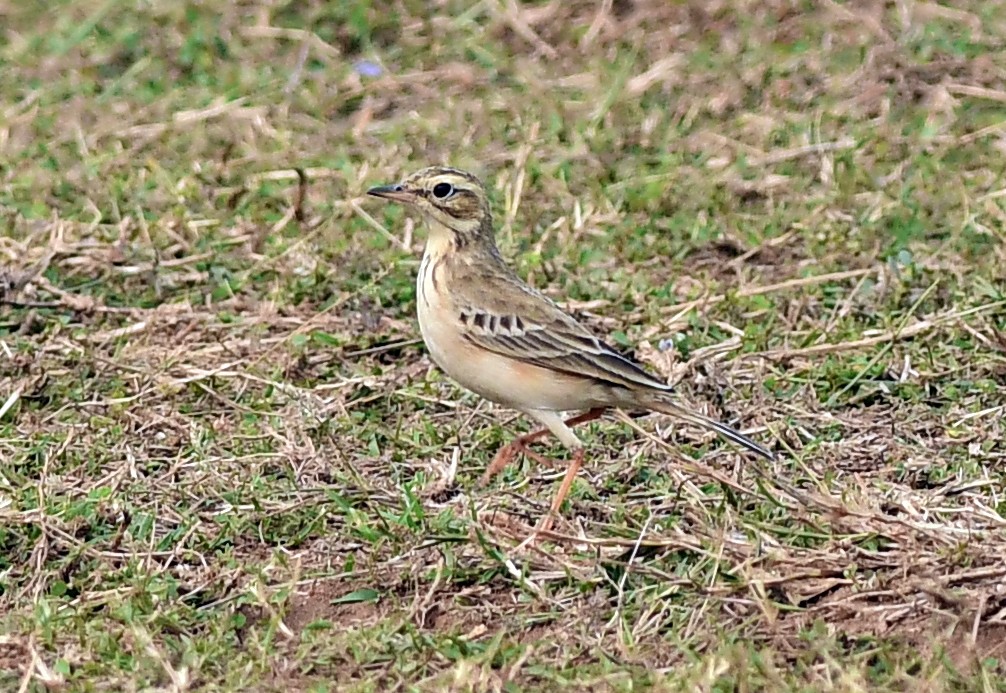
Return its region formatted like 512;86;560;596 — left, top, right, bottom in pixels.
439;253;774;459
454;269;670;392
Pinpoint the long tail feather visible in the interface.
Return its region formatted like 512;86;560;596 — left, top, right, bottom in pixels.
645;395;774;460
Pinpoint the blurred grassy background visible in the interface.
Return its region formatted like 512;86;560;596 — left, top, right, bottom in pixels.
2;1;1006;690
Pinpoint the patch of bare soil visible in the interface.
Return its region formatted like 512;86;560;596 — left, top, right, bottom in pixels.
285;579;388;633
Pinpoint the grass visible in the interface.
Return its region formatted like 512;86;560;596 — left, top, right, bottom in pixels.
2;0;1006;690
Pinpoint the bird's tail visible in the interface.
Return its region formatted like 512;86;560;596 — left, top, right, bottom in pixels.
641;393;774;460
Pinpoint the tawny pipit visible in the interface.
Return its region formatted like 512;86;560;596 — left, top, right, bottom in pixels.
368;166;773;529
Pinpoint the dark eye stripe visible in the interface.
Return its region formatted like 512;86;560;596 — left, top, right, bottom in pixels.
438;189;478;218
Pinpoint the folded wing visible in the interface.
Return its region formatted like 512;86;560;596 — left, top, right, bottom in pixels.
457;297;670;393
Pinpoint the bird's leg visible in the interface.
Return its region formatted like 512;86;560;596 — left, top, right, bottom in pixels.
480;408;604;486
532;447;585;537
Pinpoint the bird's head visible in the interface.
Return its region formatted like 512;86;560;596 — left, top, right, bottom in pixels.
367;166;493;248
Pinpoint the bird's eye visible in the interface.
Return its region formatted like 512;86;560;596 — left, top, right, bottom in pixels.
432;182;453;199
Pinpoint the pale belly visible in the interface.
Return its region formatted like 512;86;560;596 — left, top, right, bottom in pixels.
415;254;598;413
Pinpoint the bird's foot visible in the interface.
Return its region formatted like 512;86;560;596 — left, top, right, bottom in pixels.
480;434;562;486
480;439;522;487
515;449;586;548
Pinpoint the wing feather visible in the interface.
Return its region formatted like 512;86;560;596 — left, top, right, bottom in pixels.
450;261;671;392
460;306;669;392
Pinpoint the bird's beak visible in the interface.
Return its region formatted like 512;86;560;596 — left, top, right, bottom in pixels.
366;183;414;203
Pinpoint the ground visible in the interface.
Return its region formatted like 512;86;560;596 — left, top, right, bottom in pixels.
2;1;1006;691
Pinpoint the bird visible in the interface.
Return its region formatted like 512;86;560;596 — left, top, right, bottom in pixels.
367;166;773;534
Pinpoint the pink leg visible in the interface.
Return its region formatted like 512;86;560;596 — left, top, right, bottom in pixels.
535;446;587;539
479;408;604;486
